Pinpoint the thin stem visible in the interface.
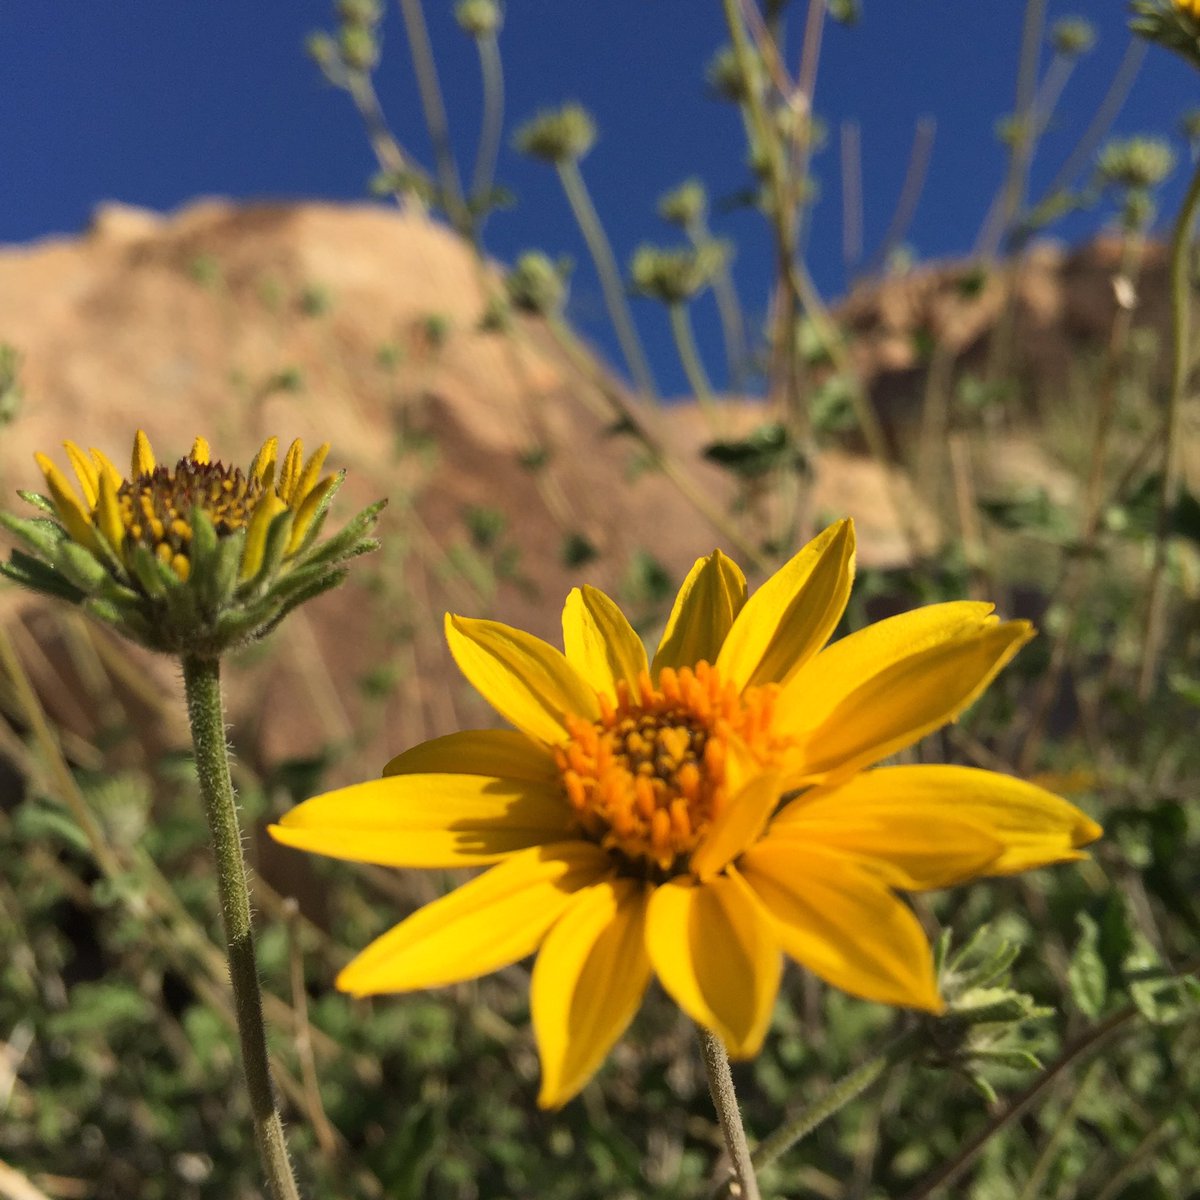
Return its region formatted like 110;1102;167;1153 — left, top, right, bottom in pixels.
1137;154;1200;699
344;70;429;215
556;158;658;400
471;32;505;213
687;216;748;385
181;654;302;1200
863;117;936;279
698;1026;761;1200
669;302;720;426
977;0;1047;261
545;315;770;570
394;0;468;233
752;1029;921;1175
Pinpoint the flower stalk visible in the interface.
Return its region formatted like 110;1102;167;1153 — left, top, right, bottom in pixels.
698;1026;761;1200
182;652;302;1200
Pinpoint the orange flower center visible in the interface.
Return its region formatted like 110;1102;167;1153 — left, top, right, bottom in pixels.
554;662;783;877
118;458;263;580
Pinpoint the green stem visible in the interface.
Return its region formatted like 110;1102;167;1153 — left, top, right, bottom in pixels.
182;654;302;1200
471;32;505;215
752;1029;921;1174
1137;154;1200;699
688;218;748;384
394;0;468;234
698;1026;761;1200
668;302;720;426
556;158;658;401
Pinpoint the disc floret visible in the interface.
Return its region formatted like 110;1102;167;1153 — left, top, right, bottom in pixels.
555;661;787;877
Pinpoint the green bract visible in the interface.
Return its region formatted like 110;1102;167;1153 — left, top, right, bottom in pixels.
1;430;383;658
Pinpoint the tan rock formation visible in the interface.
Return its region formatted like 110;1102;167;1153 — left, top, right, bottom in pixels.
0;199;929;777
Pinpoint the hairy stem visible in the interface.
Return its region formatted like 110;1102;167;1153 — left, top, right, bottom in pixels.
182;654;301;1200
698;1027;761;1200
752;1029;922;1174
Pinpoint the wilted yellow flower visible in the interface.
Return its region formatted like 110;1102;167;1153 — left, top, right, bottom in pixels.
3;430;382;656
271;520;1100;1107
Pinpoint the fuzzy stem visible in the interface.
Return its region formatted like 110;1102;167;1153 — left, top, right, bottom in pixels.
698;1026;761;1200
1137;153;1200;699
182;654;302;1200
752;1029;922;1174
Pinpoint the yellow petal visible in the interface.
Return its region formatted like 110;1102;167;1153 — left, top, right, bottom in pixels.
277;439;305;505
239;492;288;582
286;473;338;555
652;550;747;674
446;613;599;745
690;769;781;882
63;442;100;507
775;765;1101;878
35;452;99;550
89;448;122;491
95;470;127;555
645;873;780;1057
249;436;279;487
294;442;331;507
131;429;156;477
766;813;1003;891
740;841;943;1012
335;842;612;995
716;518;855;690
190;436;211;464
268;773;576;867
781;604;1034;780
562;585;648;700
383;729;559;783
532;878;651;1108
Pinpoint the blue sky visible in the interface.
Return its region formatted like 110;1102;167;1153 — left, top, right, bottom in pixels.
1;3;1197;394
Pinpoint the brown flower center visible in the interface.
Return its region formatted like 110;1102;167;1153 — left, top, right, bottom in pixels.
118;457;263;581
555;662;784;877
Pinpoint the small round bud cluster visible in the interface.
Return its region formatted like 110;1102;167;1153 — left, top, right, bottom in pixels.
706;46;759;105
1097;136;1175;191
455;0;502;37
1050;17;1096;56
513;104;597;164
337;0;382;25
629;242;728;306
658;179;707;230
505;253;569;315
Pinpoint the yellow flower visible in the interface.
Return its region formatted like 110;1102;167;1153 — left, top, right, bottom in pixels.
1176;0;1200;18
4;430;382;656
270;519;1101;1107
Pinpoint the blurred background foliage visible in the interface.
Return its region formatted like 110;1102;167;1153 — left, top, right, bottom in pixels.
3;1;1200;1197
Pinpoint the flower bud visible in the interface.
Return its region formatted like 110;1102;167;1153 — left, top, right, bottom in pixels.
513;104;597;164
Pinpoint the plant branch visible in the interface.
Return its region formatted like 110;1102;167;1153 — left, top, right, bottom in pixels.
698;1026;761;1200
182;654;302;1200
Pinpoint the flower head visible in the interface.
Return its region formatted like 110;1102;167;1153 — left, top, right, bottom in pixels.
270;519;1100;1107
2;430;383;656
1131;0;1200;70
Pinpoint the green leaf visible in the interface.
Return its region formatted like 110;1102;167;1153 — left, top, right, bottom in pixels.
1068;913;1108;1018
